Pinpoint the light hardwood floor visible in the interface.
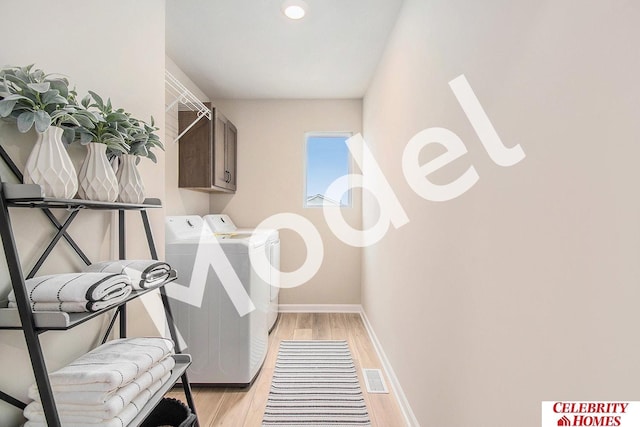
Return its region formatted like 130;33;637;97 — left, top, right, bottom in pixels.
168;312;406;427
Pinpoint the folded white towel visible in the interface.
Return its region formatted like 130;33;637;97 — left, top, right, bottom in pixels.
28;355;175;407
84;260;176;291
7;273;132;312
29;338;174;391
24;372;170;426
8;299;129;312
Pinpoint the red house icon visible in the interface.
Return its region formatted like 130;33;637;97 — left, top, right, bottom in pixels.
558;415;571;426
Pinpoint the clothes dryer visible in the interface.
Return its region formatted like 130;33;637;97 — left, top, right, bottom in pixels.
165;215;268;385
204;214;280;331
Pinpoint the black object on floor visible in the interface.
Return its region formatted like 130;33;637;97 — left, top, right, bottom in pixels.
141;397;197;427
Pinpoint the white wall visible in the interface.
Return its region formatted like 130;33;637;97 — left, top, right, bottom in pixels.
0;2;165;425
210;99;363;305
362;0;640;425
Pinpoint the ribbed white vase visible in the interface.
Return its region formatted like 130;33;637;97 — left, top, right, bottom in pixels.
77;142;119;202
116;154;145;204
23;126;78;199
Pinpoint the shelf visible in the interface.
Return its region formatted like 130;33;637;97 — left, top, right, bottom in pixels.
165;69;212;143
128;354;192;427
2;183;162;210
0;143;198;426
0;274;176;331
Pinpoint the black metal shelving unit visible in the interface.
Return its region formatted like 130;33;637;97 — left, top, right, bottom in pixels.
0;150;198;427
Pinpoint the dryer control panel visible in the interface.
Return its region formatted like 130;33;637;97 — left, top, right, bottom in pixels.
204;214;237;233
165;215;213;243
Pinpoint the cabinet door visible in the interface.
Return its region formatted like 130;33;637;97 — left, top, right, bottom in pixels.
225;121;237;191
178;105;236;192
178;108;212;188
213;111;228;189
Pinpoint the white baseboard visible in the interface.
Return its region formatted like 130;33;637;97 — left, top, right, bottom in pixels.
278;304;363;313
360;309;419;427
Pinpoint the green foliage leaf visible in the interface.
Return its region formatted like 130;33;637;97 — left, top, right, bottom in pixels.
4;71;27;86
15;71;30;83
4;74;29;89
79;130;93;144
41;89;68;106
88;90;104;109
34;110;51;133
27;82;51;93
16;111;35;133
73;111;96;129
52;111;81;128
81;94;91;109
106;112;128;122
1;94;30;101
48;79;69;98
31;68;45;81
61;127;75;145
20;90;38;105
0;99;19;117
105;143;128;154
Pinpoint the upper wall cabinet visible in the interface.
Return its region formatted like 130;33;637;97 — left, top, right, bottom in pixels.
178;103;237;192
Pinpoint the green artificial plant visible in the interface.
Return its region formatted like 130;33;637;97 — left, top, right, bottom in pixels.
77;91;131;155
124;115;164;164
0;64;97;143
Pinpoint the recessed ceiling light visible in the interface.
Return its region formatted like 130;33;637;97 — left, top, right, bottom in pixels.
282;0;307;20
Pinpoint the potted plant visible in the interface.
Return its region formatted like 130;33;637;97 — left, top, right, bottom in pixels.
112;115;164;204
122;115;163;163
75;91;131;202
0;64;97;198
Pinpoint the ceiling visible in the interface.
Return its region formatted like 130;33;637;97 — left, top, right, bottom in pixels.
165;0;404;99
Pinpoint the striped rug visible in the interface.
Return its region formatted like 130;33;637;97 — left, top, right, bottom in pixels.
262;340;371;426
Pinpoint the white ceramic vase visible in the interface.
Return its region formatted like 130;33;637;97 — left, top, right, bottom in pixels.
116;154;145;204
77;142;119;202
23;126;78;199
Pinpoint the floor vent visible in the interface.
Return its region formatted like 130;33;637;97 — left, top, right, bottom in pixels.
362;368;388;394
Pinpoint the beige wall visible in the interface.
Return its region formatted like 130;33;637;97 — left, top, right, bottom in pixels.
0;2;165;425
210;99;363;304
362;0;640;425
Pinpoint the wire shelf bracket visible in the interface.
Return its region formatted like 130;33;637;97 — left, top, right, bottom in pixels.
165;70;211;143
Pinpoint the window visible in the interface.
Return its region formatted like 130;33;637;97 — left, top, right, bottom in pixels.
304;133;352;208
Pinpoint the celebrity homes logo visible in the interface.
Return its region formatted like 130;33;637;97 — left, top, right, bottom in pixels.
541;401;640;427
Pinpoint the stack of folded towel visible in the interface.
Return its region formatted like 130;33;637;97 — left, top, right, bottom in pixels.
7;260;177;313
84;260;177;291
24;337;175;427
8;273;132;312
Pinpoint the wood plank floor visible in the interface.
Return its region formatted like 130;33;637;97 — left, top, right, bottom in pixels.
168;312;406;426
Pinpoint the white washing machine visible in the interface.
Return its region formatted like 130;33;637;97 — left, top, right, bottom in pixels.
204;214;280;332
165;215;269;386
